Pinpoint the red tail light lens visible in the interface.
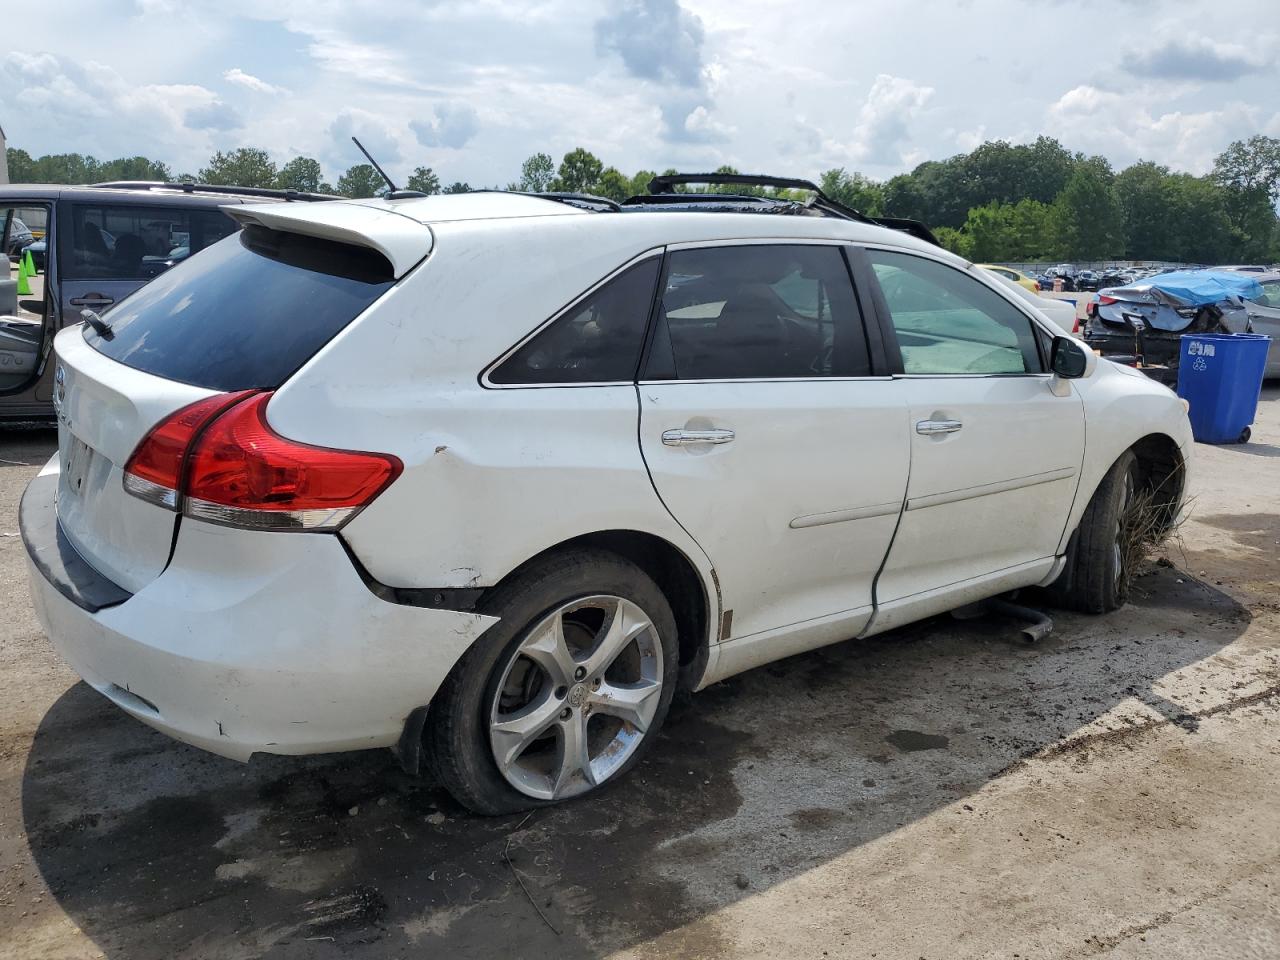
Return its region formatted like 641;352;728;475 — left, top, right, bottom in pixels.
123;391;402;532
183;394;402;530
1097;295;1118;305
123;391;257;509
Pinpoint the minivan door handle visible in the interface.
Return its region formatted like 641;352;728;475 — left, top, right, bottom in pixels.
915;419;963;436
69;294;115;308
662;428;736;446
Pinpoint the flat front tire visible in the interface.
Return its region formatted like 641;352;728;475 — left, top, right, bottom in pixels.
424;549;679;815
1051;450;1139;614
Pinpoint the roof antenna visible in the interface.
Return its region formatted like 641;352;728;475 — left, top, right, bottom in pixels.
351;136;399;194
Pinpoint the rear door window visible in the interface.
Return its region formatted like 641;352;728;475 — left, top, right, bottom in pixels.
85;225;394;391
647;245;870;380
67;203;237;281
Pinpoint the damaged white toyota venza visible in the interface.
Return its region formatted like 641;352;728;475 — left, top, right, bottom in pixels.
23;174;1192;814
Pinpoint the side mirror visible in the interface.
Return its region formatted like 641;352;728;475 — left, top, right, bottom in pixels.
1050;335;1089;379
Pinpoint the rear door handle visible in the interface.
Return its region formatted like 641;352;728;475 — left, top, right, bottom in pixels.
70;295;115;308
916;419;962;436
662;428;736;446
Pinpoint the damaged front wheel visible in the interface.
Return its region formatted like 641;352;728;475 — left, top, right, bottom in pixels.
1049;450;1139;614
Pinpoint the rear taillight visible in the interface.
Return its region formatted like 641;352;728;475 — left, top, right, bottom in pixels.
123;391;256;509
124;392;402;532
1097;295;1118;305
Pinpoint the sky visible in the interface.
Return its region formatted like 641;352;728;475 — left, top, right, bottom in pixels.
2;0;1278;188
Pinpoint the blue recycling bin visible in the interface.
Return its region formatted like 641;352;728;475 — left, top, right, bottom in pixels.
1176;333;1270;444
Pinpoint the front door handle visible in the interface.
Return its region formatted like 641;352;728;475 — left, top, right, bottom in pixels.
916;419;962;436
662;428;736;446
70;294;115;308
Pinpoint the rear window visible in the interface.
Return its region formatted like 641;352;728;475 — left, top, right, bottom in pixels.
85;225;394;391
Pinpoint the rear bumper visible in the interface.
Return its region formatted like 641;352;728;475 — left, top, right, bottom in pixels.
22;456;498;762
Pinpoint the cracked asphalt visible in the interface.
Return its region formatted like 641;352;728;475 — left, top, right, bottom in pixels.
1;387;1277;959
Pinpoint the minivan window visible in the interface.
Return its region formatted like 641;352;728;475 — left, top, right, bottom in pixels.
648;245;869;380
868;251;1042;375
85;225;394;391
67;204;237;281
490;258;661;385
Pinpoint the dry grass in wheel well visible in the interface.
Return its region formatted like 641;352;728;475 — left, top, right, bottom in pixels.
1122;440;1191;593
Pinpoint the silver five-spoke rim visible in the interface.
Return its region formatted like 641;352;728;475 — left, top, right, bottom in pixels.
489;595;664;801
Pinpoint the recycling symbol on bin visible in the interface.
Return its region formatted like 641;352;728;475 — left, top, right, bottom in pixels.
1192;356;1208;372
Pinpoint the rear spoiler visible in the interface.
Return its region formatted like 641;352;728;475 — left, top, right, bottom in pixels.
224;202;433;278
644;173;940;247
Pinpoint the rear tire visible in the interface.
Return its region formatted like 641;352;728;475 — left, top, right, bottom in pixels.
424;549;679;815
1049;450;1138;614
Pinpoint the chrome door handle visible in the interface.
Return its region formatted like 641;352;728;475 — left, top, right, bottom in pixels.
662;428;736;446
70;296;115;308
916;419;962;436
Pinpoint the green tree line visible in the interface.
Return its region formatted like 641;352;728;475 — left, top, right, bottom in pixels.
8;134;1280;262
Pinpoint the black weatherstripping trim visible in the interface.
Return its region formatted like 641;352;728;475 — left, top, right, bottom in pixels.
339;536;487;612
839;247;886;377
20;473;133;613
846;247;905;375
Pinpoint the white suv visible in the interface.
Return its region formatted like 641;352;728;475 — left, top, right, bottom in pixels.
22;177;1192;814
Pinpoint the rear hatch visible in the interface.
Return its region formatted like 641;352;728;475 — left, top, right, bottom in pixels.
53;210;427;594
53;332;214;592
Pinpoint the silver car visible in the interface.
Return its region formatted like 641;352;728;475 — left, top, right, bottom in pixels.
1244;272;1280;378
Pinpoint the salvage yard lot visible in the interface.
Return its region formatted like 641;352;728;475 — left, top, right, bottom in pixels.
1;390;1277;960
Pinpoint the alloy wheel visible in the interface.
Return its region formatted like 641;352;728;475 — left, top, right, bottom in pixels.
488;595;664;800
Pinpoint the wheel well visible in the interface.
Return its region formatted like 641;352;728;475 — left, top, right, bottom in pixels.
1129;433;1186;530
488;530;713;691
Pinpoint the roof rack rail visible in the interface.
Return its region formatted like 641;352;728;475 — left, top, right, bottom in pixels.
470;190;622;213
644;172;940;247
89;181;338;202
525;191;622;213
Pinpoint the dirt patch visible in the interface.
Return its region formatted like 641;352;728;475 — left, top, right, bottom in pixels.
885;729;951;752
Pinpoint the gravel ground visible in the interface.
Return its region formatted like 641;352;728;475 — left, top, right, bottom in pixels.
0;389;1277;960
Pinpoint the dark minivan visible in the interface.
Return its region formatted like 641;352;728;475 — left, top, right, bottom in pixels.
0;182;332;421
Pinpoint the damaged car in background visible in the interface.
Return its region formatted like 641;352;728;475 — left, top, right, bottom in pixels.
1083;270;1264;384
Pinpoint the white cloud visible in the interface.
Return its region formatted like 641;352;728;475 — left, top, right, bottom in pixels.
956;126;988;151
595;0;705;86
682;105;735;141
1045;83;1270;173
326;109;404;168
411;102;481;150
1126;33;1273;82
223;68;286;95
850;74;935;165
7;0;1280;189
184;100;243;131
594;0;734;144
0;51;231;163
